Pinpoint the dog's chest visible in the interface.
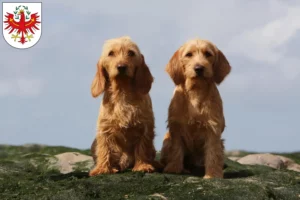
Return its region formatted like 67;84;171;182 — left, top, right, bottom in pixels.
100;98;152;128
112;102;144;125
186;98;220;134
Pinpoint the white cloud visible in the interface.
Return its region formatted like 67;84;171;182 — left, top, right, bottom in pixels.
226;3;300;80
227;6;300;62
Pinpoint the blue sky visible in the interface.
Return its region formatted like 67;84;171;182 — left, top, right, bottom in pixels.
1;0;300;152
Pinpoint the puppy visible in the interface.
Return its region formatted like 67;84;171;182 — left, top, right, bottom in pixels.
89;36;157;176
160;38;231;179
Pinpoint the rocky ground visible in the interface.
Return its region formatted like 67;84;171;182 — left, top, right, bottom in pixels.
0;144;300;200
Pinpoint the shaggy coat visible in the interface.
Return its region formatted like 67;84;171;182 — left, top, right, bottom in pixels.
89;36;157;176
160;39;231;179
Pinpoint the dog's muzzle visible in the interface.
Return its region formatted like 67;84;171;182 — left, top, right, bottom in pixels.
194;65;204;76
117;64;127;75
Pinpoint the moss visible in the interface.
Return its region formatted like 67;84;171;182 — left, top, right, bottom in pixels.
0;145;300;200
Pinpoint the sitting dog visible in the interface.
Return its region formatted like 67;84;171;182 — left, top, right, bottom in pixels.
89;36;157;176
160;38;231;179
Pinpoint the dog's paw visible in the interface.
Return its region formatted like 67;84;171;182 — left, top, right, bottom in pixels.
89;166;119;176
203;175;213;179
203;173;223;179
132;163;155;173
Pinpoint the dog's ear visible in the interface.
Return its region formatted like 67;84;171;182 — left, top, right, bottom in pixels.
165;50;185;85
91;60;107;97
213;49;231;84
134;54;153;95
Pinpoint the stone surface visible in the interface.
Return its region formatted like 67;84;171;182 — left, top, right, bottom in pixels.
183;176;202;183
287;163;300;172
277;155;295;166
228;156;241;161
237;153;285;169
236;154;300;173
49;152;94;174
149;193;168;200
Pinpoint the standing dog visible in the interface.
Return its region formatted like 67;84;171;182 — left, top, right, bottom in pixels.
160;38;231;179
89;36;157;176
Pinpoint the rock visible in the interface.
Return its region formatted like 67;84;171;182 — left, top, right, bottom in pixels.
277;155;294;166
48;152;93;174
287;163;300;172
276;155;300;172
237;153;285;169
228;156;240;161
149;193;168;200
236;154;300;173
184;177;201;183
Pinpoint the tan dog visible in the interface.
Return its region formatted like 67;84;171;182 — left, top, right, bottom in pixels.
89;36;157;176
160;38;231;179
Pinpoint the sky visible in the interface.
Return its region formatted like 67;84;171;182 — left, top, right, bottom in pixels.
1;0;300;152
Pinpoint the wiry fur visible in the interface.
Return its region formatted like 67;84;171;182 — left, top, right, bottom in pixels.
89;36;158;176
160;38;231;179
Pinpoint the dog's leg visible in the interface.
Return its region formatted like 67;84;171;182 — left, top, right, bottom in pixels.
203;134;224;179
119;152;134;172
161;130;185;174
89;133;119;176
91;138;97;163
132;127;156;173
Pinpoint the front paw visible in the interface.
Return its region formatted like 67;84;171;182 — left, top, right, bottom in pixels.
89;166;119;176
163;163;184;174
203;175;212;179
203;173;223;179
132;163;155;173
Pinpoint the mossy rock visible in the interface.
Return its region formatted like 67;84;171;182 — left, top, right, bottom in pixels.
0;145;299;200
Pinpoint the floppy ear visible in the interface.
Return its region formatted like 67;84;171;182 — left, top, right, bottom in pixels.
213;49;231;84
134;54;153;95
165;50;185;85
91;60;107;97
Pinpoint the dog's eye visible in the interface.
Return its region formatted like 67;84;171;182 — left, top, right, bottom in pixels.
128;50;135;57
108;51;114;56
204;51;212;58
185;52;193;57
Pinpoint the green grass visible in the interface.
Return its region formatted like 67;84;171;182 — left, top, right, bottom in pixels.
0;145;300;200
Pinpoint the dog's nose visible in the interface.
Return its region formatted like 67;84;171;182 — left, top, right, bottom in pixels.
117;64;127;74
194;65;204;76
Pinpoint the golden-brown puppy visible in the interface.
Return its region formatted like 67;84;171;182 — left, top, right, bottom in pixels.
160;38;231;179
89;36;157;176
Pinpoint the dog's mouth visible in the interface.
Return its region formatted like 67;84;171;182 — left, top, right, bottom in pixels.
117;72;128;77
195;70;204;77
115;71;134;80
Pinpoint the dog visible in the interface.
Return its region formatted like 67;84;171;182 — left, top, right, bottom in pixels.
89;36;157;176
160;38;231;179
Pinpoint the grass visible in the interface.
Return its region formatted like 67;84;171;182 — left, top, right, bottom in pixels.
0;144;299;200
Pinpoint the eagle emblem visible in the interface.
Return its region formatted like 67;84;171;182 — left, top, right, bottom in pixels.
2;3;42;49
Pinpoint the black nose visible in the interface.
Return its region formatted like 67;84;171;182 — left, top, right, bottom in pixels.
194;65;204;76
117;65;127;73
